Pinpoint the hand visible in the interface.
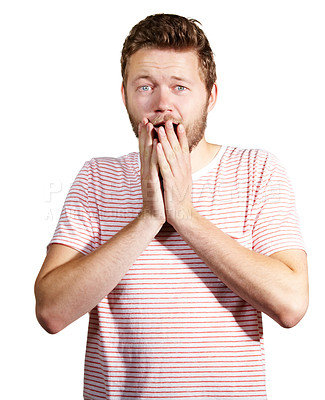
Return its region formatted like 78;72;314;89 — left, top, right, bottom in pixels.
156;120;194;227
138;118;166;226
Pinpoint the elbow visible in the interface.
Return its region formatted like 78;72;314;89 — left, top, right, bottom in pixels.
276;295;309;329
35;303;66;335
34;280;66;334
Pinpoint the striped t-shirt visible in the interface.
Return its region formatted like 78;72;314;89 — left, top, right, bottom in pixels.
50;145;305;399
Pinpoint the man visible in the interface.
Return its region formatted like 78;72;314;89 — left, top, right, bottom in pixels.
35;14;308;400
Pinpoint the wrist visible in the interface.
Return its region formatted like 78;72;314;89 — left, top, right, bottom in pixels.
137;210;165;233
167;205;199;231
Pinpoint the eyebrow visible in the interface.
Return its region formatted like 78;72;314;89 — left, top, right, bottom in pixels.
132;74;153;82
132;74;192;85
170;76;192;84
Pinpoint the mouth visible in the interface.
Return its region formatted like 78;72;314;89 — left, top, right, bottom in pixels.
153;122;179;133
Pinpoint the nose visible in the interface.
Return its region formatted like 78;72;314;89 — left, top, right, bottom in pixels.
154;86;173;113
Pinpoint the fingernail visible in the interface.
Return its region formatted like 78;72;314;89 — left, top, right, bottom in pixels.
159;126;166;136
166;120;173;130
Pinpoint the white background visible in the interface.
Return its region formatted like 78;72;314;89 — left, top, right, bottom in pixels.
1;1;324;399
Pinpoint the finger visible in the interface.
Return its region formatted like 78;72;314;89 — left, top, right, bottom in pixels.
158;125;187;179
147;121;155;143
165;120;181;154
139;119;153;167
153;139;164;192
138;122;146;164
150;138;159;174
138;118;149;157
156;141;172;180
177;124;189;155
157;126;176;163
158;126;182;178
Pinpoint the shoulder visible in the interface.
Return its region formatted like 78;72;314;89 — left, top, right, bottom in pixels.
217;146;290;193
87;152;139;170
224;146;276;164
71;152;140;193
81;152;140;178
222;146;282;175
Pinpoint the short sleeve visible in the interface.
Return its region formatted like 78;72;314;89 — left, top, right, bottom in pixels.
49;161;96;255
251;152;305;256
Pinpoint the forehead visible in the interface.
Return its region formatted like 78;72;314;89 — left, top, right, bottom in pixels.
126;48;202;82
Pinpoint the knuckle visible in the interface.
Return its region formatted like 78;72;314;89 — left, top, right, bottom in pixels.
167;152;176;162
162;163;170;173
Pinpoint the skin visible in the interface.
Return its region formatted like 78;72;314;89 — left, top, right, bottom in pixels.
122;48;220;173
34;48;309;334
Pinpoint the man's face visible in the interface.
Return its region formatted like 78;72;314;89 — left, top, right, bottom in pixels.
122;48;214;152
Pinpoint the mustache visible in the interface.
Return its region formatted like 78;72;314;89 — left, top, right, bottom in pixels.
149;115;183;127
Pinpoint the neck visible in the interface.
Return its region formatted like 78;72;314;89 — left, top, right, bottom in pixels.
190;137;221;174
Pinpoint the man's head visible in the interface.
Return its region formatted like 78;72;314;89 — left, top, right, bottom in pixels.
121;14;217;152
121;14;216;94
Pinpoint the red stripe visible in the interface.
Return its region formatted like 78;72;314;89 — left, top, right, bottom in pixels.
49;147;306;398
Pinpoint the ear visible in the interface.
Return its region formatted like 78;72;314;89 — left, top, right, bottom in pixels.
207;83;217;113
121;82;126;107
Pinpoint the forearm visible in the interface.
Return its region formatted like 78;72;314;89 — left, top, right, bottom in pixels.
35;213;162;333
172;209;308;327
146;121;307;327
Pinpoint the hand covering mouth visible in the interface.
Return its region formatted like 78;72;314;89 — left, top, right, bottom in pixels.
152;122;179;133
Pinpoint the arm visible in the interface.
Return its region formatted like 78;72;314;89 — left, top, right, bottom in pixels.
172;210;309;328
35;214;163;334
155;121;309;328
35;120;165;334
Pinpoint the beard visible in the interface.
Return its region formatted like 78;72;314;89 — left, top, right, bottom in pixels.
125;99;209;153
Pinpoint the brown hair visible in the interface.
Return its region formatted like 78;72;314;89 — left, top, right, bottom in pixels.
121;14;217;93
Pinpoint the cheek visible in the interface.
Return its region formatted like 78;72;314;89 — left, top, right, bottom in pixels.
130;95;153;116
176;98;199;121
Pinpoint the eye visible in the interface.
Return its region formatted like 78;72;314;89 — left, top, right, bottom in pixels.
139;85;152;92
176;85;187;92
